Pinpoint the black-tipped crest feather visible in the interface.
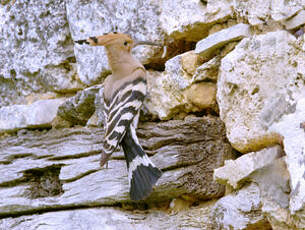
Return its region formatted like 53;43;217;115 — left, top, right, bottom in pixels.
74;39;89;45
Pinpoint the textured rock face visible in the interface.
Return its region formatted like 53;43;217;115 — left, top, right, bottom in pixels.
0;99;65;133
233;0;305;25
144;52;217;120
0;202;217;230
214;145;283;189
0;116;232;217
270;98;305;216
1;0;305;228
283;10;305;30
0;0;233;106
212;152;290;230
0;0;79;107
160;0;232;41
195;23;251;58
57;85;101;126
67;0;233;85
212;183;271;230
217;30;305;153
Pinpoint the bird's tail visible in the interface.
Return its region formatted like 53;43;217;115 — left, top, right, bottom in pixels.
121;127;162;201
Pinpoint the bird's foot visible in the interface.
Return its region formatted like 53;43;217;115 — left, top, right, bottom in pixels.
100;153;111;168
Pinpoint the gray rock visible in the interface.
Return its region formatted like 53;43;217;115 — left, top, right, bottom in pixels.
217;30;305;153
192;56;221;83
0;0;78;107
212;183;271;230
252;158;291;229
283;10;305;30
213;155;291;229
195;24;251;58
0;116;232;216
92;86;106;127
233;0;305;25
160;0;232;41
260;93;296;129
269;98;305;214
57;85;102;126
143;52;217;120
0;202;217;230
66;0;236;85
0;99;65;133
214;145;283;189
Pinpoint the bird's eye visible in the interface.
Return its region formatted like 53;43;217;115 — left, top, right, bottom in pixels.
124;41;128;46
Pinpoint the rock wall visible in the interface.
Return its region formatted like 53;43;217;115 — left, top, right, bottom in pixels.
1;0;305;229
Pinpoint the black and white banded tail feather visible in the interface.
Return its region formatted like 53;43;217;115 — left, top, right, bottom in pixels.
122;126;162;201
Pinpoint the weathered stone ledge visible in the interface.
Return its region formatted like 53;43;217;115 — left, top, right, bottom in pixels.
0;116;233;218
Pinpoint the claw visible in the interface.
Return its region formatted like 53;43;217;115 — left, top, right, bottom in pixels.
100;153;111;168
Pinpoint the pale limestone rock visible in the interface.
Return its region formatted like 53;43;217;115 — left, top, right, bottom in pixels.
269;98;305;214
0;117;232;216
162;53;194;91
283;10;305;30
93;86;106;127
144;54;191;120
144;70;186;120
169;198;193;214
253;158;292;229
184;82;217;111
0;0;76;107
195;23;251;58
0;201;217;230
181;51;200;75
0;99;65;133
217;30;305;153
212;156;290;229
214;145;282;189
160;0;232;41
24;92;58;105
192;56;221;83
233;0;305;25
144;53;216;120
0;0;233;107
212;183;271;230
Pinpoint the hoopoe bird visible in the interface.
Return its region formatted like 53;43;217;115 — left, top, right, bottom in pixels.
75;33;162;201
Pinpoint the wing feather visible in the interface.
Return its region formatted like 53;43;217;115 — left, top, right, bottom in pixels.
103;76;146;155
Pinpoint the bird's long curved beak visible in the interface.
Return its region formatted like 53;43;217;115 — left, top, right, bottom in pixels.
133;41;163;47
134;41;167;58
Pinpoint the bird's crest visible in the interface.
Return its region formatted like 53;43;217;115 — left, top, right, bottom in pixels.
75;32;133;47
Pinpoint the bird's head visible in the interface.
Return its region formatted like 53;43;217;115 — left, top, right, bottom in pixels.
75;32;135;52
74;32;166;73
75;32;162;52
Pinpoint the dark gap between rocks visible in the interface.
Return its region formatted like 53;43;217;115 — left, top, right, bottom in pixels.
23;165;64;199
144;39;197;71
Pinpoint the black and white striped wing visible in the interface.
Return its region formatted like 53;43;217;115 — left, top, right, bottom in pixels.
103;77;147;155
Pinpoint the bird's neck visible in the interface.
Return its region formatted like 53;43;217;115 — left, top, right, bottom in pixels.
106;47;143;78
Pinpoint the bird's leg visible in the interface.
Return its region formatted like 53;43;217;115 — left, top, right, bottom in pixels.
100;152;111;168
